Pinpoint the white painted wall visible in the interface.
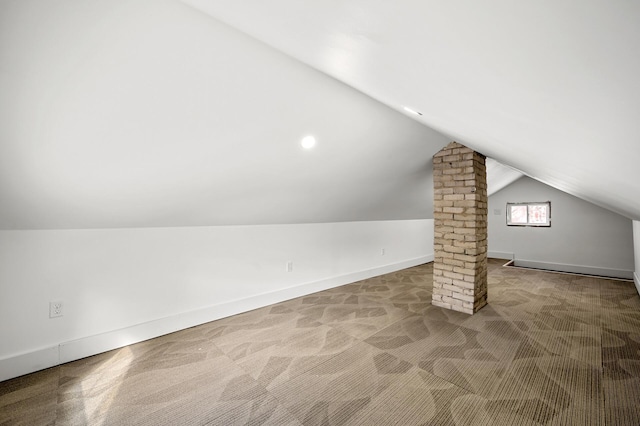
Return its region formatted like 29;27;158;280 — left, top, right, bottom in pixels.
0;219;433;381
488;177;633;278
633;221;640;293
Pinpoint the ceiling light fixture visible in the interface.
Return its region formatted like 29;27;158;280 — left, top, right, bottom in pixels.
300;135;316;149
403;106;423;116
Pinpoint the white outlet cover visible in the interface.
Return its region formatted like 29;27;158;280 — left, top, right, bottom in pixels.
50;301;63;318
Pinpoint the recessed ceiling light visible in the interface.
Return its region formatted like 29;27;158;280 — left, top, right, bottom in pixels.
403;106;423;116
301;135;316;149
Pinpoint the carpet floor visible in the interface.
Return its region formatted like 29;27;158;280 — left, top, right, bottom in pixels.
1;259;639;425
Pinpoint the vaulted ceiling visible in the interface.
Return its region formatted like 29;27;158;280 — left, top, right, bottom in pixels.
183;0;640;220
1;0;638;229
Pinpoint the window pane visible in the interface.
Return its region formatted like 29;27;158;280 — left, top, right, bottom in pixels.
528;204;548;224
510;205;528;223
506;201;550;227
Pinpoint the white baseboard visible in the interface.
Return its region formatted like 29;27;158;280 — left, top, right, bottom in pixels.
512;259;634;280
488;251;514;260
634;272;640;296
1;255;432;382
0;346;59;382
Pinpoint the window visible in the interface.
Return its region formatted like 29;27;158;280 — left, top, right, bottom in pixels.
506;202;551;227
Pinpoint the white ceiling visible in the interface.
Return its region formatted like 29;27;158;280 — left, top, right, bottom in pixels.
182;0;640;220
486;158;523;196
1;0;637;229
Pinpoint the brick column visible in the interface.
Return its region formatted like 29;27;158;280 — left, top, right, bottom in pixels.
432;142;487;314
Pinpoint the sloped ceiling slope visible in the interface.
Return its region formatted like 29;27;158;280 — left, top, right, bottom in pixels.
0;0;452;229
486;158;523;196
183;0;640;220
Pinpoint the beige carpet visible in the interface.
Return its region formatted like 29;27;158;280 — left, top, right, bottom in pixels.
1;259;639;425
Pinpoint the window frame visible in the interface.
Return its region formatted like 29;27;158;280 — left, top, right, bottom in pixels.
506;201;551;227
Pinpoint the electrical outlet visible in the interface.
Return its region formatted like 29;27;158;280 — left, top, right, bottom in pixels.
381;248;386;255
286;261;293;272
50;301;63;318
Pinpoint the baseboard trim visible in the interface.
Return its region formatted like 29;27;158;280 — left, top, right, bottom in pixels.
634;272;640;296
512;259;634;280
488;251;514;260
0;346;59;383
1;255;433;382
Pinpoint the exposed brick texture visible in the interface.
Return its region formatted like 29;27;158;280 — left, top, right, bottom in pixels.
432;142;488;314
